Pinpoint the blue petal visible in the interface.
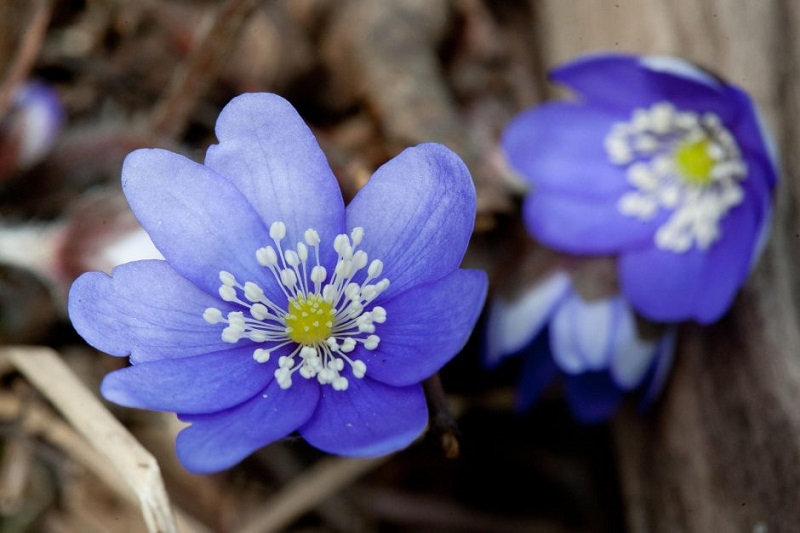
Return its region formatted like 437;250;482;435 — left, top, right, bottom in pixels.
484;271;572;368
619;198;759;323
501;103;631;198
205;93;345;266
550;291;618;374
356;269;487;387
551;53;738;121
563;372;624;424
726;89;780;189
346;144;476;299
516;329;559;411
639;326;678;409
175;377;320;473
523;189;660;255
101;345;275;414
299;379;427;457
122;149;277;300
607;299;659;391
68;260;232;362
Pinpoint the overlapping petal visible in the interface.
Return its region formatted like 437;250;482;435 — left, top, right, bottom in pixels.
619;198;759;323
502;103;631;198
523;190;659;254
516;330;559;411
122;149;274;299
346;143;476;298
356;269;486;387
176;377;319;474
551;53;738;121
299;379;427;457
68;260;233;362
484;271;571;367
563;372;624;424
101;345;275;414
205;93;345;265
550;292;617;374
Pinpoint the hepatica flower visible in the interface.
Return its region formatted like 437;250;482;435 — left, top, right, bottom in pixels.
68;93;486;473
486;272;675;422
502;53;778;323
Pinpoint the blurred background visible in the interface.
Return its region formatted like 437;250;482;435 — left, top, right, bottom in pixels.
0;1;798;532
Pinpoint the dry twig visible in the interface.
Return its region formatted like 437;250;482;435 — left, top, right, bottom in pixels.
0;346;178;533
236;454;388;533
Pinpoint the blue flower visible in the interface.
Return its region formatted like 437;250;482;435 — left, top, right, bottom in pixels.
68;93;487;473
1;82;63;174
486;271;675;422
501;53;778;323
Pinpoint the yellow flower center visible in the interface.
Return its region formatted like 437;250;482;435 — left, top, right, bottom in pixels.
285;294;335;344
674;139;715;187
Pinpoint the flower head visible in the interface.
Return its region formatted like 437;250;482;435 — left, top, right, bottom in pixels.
486;271;675;422
0;82;63;178
501;53;778;323
68;93;486;473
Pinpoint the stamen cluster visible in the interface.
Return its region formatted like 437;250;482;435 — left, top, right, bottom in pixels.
605;101;747;253
203;222;389;391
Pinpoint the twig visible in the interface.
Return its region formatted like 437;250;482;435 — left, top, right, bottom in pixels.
423;373;460;459
236;455;388;533
256;443;373;533
0;346;178;533
0;390;211;533
148;0;261;139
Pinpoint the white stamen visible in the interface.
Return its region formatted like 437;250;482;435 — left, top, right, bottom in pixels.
203;307;223;324
605;101;747;253
204;224;387;392
219;271;236;286
269;221;286;240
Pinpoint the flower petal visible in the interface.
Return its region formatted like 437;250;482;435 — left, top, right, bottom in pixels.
346;144;476;298
639;326;678;409
175;377;320;474
516;330;559;411
485;271;572;367
619;199;759;323
101;345;274;414
122;148;273;298
523;189;660;255
205;93;345;260
608;300;659;390
550;292;617;374
299;379;427;457
501;103;631;198
68;260;232;362
356;269;487;387
551;53;736;120
563;372;624;424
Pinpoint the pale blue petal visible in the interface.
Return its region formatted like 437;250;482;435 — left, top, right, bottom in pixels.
122;149;276;299
101;345;275;413
485;271;571;367
68;260;232;362
549;292;618;374
175;377;319;474
299;379;427;457
356;269;487;387
204;93;345;263
346;144;476;298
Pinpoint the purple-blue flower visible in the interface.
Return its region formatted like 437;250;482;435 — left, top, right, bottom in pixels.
0;82;63;176
501;53;778;324
68;93;487;473
486;271;675;422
